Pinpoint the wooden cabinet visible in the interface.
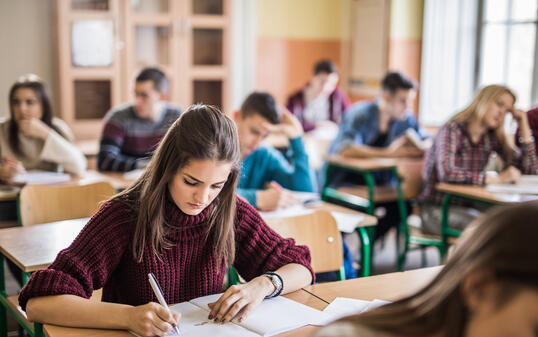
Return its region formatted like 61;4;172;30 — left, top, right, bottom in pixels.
56;0;231;140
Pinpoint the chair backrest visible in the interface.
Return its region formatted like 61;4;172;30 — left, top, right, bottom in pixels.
398;158;425;200
18;181;115;226
264;210;343;274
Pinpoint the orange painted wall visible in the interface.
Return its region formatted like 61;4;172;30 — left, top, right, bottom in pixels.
256;38;342;105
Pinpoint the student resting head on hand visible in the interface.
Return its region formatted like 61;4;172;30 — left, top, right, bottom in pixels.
0;74;86;182
19;104;314;337
314;200;538;337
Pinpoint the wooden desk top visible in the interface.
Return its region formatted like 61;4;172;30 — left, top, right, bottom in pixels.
43;289;326;337
326;155;397;171
75;139;99;158
0;185;19;201
303;266;442;303
0;218;86;272
436;183;538;205
306;201;378;228
78;170;135;191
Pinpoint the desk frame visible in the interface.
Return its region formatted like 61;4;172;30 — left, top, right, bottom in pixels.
322;161;407;276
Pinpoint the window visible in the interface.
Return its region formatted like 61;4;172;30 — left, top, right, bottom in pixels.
477;0;538;108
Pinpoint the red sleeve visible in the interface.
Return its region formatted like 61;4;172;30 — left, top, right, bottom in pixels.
18;200;134;311
233;198;315;283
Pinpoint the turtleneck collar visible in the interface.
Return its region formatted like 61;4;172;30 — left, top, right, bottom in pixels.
164;192;212;228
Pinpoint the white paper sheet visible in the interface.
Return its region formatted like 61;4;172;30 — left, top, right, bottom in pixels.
190;293;329;336
321;298;391;324
12;171;71;185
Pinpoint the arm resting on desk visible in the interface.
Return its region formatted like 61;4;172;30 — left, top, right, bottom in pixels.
26;295;180;337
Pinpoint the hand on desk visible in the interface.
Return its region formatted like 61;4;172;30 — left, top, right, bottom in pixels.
387;136;425;158
207;275;274;324
486;166;522;185
0;158;26;182
257;184;298;211
127;302;181;337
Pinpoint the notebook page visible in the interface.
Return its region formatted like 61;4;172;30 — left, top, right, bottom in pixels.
191;294;329;337
321;297;371;323
12;170;71;185
162;301;258;337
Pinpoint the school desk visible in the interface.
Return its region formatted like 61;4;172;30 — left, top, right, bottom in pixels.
0;218;88;337
322;155;424;273
303;266;442;304
436;183;538;255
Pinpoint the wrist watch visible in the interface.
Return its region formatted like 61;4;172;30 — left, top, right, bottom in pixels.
262;272;283;299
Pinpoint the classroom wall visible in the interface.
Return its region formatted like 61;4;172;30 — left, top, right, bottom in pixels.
388;0;424;114
256;0;345;105
0;0;58;119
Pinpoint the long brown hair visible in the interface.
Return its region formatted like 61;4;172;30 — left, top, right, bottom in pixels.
450;84;517;161
115;104;240;266
336;201;538;337
8;74;66;155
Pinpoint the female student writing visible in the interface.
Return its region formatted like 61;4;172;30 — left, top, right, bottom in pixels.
418;85;537;234
314;200;538;337
0;74;86;181
18;105;314;337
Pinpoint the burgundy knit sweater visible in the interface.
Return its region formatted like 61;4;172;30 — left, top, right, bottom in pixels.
18;196;314;311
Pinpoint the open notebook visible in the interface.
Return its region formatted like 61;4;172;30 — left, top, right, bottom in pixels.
11;170;71;185
132;293;328;337
486;175;538;194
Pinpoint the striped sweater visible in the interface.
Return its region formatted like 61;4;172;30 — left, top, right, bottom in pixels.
98;103;181;171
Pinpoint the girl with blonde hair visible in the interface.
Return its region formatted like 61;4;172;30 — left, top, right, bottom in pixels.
314;200;538;337
418;85;537;235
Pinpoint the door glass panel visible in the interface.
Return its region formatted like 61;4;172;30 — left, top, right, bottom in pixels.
71;20;114;67
193;80;222;108
193;0;223;15
74;80;111;119
71;0;109;11
131;0;169;13
135;25;170;65
193;29;223;65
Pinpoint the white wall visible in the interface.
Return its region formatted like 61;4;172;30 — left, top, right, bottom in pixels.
0;0;57;119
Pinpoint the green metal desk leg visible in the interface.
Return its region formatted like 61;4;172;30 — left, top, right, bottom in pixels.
363;172;376;216
393;168;409;271
34;323;44;337
356;227;372;277
440;194;453;258
1;254;7;337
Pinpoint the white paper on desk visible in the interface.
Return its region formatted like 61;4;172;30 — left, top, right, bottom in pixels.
486;184;538;195
260;205;363;234
11;171;71;185
123;168;144;181
331;212;364;233
191;293;329;336
321;298;390;324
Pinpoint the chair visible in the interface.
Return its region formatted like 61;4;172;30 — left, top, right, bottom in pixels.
18;181;115;226
264;210;346;280
396;160;459;270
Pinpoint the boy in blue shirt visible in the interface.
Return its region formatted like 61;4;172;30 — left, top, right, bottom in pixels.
234;92;317;211
329;72;429;239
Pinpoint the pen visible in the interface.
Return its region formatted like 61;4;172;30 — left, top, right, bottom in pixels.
148;273;181;336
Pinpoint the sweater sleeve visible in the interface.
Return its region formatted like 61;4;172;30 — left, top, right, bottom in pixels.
514;141;538;174
232;198;315;283
98;118;148;172
40;130;87;176
435;124;485;185
18;200;134;311
271;137;316;192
